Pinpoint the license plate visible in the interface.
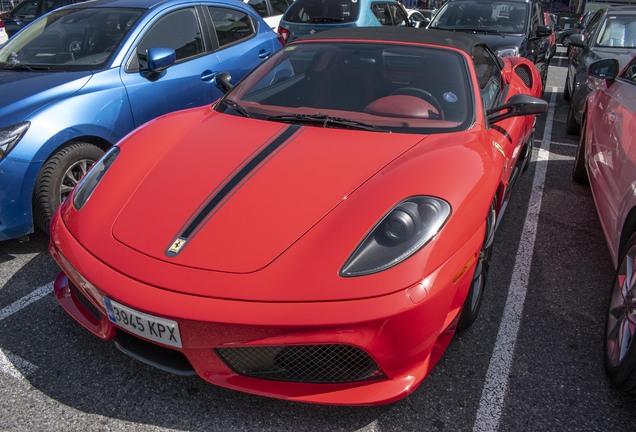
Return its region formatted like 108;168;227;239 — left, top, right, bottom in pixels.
103;298;182;348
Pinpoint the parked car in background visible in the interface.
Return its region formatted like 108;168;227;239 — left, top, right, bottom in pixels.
428;0;553;92
557;12;594;47
49;27;546;405
277;0;412;44
564;6;636;134
0;0;86;38
0;19;7;44
407;8;430;27
243;0;291;30
0;0;282;241
572;57;636;395
544;11;557;59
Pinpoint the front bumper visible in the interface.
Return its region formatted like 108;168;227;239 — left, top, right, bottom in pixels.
0;157;38;240
49;211;483;405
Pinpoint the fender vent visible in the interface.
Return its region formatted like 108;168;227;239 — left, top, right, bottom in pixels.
216;344;386;383
515;64;533;88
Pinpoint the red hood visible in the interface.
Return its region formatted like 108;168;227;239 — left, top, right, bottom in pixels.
110;111;424;273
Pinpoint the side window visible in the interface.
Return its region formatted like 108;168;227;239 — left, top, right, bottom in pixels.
270;0;291;15
621;59;636;84
472;45;502;110
209;7;256;48
134;8;204;70
247;0;268;18
12;0;40;18
42;0;67;14
389;4;408;27
372;3;393;26
583;11;602;41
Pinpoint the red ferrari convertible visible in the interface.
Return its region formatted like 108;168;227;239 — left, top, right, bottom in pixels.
574;56;636;394
49;27;547;405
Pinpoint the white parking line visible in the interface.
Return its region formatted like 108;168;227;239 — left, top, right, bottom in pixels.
0;282;52;322
472;87;557;432
0;282;52;379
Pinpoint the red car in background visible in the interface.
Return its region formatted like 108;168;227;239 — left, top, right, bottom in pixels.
49;27;546;405
574;57;636;394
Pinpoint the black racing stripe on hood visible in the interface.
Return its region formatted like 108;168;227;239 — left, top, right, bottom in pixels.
165;124;302;257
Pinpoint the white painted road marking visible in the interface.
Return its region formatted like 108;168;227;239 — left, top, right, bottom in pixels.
0;282;52;379
473;87;557;432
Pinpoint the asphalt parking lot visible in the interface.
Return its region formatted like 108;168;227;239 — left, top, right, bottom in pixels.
1;46;636;431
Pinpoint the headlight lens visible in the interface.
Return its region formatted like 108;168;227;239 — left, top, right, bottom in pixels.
73;146;119;210
0;122;30;161
496;47;519;58
340;196;451;277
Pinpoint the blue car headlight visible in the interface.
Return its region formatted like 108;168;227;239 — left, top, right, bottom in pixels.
73;146;120;210
340;196;451;277
0;122;30;161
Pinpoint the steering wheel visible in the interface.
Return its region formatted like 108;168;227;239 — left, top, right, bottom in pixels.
391;87;444;119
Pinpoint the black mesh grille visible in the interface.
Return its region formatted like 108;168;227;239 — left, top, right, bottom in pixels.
215;344;386;384
69;281;101;320
515;64;533;88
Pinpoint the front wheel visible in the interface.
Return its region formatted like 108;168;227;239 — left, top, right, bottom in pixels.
457;201;495;331
605;232;636;394
33;142;104;233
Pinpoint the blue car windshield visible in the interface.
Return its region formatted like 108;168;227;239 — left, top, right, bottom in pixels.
0;8;144;71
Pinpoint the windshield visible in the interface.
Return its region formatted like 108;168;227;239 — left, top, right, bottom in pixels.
218;42;473;134
596;14;636;48
282;0;360;24
429;1;529;34
0;7;144;71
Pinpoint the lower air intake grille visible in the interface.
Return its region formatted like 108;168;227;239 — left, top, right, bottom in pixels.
515;64;533;88
69;281;101;320
215;344;386;384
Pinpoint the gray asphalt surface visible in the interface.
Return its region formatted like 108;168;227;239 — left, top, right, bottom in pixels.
1;46;636;431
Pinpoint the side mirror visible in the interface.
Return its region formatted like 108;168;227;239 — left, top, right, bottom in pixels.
214;71;233;93
536;25;552;37
147;47;176;73
568;33;585;48
587;58;619;90
487;94;548;124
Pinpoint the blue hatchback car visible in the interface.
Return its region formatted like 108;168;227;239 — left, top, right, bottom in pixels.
277;0;413;44
0;0;282;241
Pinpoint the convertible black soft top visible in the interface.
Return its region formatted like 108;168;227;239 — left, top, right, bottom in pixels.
297;27;485;57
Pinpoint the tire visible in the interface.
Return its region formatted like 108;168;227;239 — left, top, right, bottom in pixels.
564;71;571;100
457;201;495;331
562;36;570;48
572;115;589;184
566;103;580;135
604;232;636;394
33;142;104;233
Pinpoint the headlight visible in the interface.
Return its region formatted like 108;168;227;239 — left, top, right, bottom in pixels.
73;146;119;210
0;122;30;161
496;47;519;58
340;196;451;277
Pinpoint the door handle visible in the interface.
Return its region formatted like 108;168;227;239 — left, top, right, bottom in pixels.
258;49;272;59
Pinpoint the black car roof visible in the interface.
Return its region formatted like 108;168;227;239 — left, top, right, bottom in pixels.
296;27;486;56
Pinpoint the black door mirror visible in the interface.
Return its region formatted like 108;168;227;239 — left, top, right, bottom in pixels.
487;94;548;124
568;33;585;48
214;72;234;93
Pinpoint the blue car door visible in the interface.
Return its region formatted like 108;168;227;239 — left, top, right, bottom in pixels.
205;5;275;86
120;6;222;128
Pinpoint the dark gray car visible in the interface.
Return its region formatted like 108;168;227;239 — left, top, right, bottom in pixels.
428;0;552;92
564;6;636;134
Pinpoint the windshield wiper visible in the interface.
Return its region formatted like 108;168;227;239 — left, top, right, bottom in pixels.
218;98;253;118
267;113;388;132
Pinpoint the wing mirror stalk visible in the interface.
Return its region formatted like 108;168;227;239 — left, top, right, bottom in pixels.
214;72;234;93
